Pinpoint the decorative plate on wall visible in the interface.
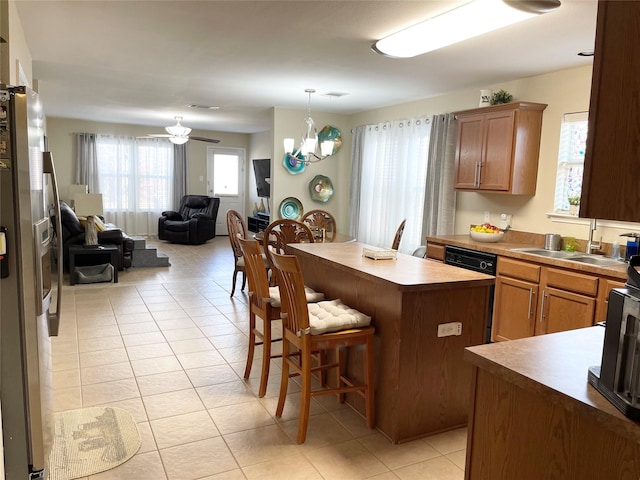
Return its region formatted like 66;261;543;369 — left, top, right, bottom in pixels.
318;125;343;156
282;152;306;175
278;197;304;220
309;174;334;203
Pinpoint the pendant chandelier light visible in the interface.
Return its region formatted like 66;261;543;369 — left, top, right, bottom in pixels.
284;89;335;165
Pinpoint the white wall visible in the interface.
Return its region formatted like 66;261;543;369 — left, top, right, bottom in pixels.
8;0;31;87
349;65;639;246
271;107;351;232
45;117;251;205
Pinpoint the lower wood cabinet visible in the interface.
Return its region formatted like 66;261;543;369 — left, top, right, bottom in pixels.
536;267;598;335
596;277;626;323
429;244;626;342
493;257;604;341
538;286;595;335
493;276;538;341
492;257;540;342
425;243;445;262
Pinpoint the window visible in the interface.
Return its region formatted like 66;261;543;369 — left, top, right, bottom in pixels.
553;112;588;213
354;118;431;253
96;135;174;235
212;153;239;196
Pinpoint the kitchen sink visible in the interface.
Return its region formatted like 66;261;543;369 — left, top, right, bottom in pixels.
510;248;577;259
510;248;625;267
567;255;625;267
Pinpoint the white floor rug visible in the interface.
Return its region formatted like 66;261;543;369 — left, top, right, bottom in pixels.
48;406;141;480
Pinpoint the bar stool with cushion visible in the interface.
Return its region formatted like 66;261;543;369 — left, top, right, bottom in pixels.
238;238;324;398
391;219;406;250
270;250;375;443
301;209;337;242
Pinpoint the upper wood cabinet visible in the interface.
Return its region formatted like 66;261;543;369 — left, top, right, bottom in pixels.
453;102;547;195
581;1;640;222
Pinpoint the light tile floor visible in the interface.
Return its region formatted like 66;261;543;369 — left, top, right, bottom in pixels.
52;237;466;480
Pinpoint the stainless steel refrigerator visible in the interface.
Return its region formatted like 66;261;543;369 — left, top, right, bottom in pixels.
0;85;63;479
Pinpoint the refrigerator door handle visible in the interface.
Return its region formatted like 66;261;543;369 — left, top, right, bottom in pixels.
43;151;62;336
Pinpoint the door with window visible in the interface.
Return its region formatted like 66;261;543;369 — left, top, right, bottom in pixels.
207;147;245;235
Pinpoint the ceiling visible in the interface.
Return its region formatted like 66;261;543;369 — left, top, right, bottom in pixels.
15;0;597;134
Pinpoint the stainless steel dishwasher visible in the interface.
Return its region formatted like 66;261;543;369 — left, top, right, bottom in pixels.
444;245;497;343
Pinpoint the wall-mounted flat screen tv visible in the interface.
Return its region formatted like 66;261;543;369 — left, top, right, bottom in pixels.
252;158;271;198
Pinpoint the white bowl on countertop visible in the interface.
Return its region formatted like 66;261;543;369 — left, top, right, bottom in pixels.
469;230;505;243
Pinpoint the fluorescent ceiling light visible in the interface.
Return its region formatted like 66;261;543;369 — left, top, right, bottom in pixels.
373;0;560;58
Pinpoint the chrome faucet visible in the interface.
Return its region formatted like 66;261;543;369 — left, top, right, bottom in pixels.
586;218;602;254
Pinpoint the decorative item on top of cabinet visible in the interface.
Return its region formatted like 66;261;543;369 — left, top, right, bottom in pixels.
580;1;640;222
453;101;547;195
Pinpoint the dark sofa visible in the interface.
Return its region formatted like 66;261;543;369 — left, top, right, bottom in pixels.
55;201;134;270
158;195;220;245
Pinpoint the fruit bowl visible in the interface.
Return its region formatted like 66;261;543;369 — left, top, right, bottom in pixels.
469;230;504;243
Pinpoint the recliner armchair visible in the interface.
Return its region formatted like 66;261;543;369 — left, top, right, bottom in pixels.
158;195;220;245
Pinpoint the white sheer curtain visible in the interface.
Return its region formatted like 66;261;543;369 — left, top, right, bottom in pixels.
96;135;174;236
355;118;431;254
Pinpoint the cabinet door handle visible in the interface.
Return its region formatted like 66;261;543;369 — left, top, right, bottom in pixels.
527;288;534;319
474;162;481;188
477;162;482;187
539;292;547;322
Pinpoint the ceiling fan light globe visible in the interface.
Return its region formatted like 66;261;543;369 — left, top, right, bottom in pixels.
169;136;189;145
166;125;191;136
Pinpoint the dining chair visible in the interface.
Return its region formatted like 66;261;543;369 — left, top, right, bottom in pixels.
391;219;406;250
225;210;247;296
270;250;375;443
238;238;324;397
301;209;337;242
262;218;314;271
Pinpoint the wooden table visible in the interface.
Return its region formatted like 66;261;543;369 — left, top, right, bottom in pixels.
288;241;495;443
464;326;640;479
253;231;354;243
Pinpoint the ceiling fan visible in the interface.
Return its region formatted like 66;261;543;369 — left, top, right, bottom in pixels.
144;117;220;144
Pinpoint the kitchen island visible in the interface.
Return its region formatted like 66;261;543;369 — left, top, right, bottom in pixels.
464;326;640;479
289;241;495;443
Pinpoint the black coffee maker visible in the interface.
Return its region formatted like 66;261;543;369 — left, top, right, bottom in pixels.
588;256;640;420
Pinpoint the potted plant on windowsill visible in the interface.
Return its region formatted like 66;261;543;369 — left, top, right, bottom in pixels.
568;195;580;215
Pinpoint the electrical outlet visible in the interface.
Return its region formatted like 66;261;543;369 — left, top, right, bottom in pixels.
499;213;512;230
484;211;491;223
437;322;462;337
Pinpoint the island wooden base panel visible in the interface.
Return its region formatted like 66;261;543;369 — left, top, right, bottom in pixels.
296;250;490;443
465;368;640;480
